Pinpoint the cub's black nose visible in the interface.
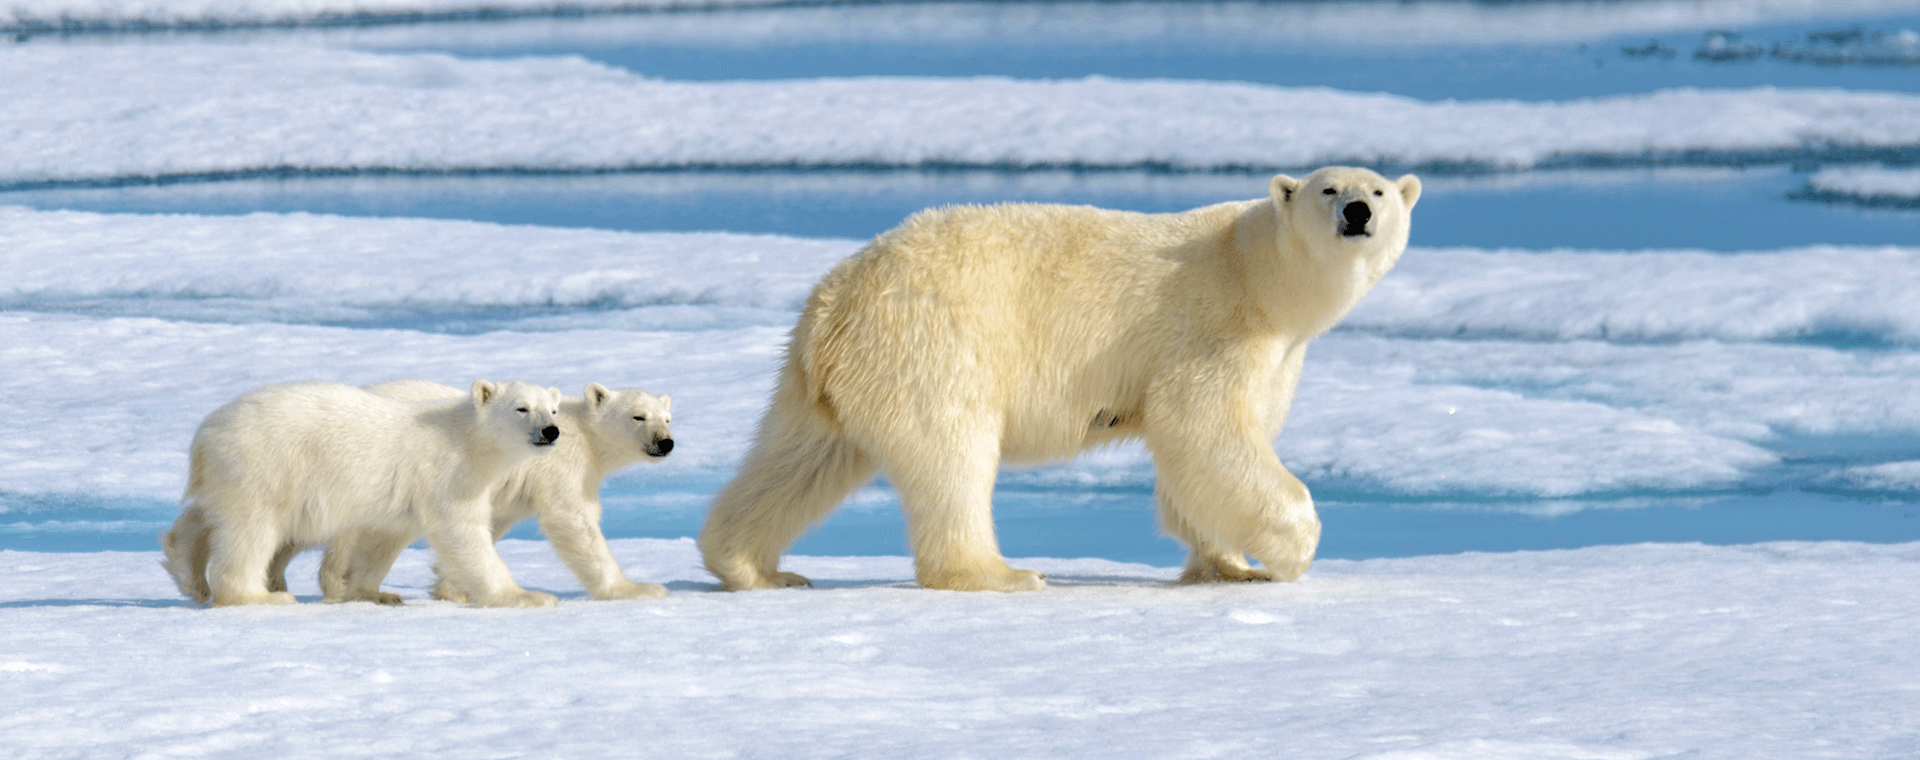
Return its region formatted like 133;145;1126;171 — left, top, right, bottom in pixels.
540;425;560;443
1343;201;1371;226
656;438;674;454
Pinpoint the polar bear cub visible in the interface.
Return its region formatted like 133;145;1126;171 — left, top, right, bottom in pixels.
161;379;564;607
701;167;1420;592
328;380;675;602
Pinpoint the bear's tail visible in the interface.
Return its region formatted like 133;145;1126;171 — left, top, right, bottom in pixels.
699;365;877;590
159;503;214;605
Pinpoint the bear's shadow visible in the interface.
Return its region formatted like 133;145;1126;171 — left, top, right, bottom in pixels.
0;597;199;609
662;574;1177;593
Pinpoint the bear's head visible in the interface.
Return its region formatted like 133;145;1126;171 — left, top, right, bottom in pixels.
1270;166;1421;262
584;382;675;459
472;379;564;450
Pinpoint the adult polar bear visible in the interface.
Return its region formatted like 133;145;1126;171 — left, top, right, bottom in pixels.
701;167;1420;592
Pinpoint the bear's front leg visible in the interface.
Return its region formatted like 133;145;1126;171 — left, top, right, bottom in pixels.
1158;500;1275;583
1145;395;1320;583
539;508;667;600
427;503;558;608
207;521;298;606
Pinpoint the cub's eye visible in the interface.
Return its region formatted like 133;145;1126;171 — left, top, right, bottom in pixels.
634;415;647;421
1374;189;1385;196
516;407;529;413
1321;188;1336;195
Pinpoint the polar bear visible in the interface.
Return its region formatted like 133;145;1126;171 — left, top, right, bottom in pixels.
160;379;565;607
303;380;675;602
700;166;1420;592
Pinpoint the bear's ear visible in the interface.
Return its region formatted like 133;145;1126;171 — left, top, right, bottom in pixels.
1270;174;1300;203
1396;174;1422;210
658;394;671;410
585;382;612;409
471;379;497;407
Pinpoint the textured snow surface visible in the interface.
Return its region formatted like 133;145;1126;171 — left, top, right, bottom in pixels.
2;539;1916;759
1809;165;1920;201
6;44;1920;186
5;0;1913;40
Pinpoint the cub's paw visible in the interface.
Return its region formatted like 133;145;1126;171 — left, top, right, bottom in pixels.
475;589;560;608
327;589;407;605
595;581;669;600
428;578;470;604
214;590;298;606
720;570;812;591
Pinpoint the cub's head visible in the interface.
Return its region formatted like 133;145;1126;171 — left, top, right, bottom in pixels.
471;379;563;450
1270;166;1421;259
584;382;674;460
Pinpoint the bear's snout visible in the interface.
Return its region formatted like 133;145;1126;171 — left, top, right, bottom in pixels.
648;437;674;457
534;425;560;446
1340;201;1372;237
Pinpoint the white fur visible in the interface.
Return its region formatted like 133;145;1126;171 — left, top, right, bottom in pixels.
700;167;1421;592
326;379;675;602
160;379;565;607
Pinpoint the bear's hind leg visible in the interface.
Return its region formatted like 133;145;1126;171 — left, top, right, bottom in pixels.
159;506;215;604
323;530;407;605
701;408;877;591
885;432;1045;593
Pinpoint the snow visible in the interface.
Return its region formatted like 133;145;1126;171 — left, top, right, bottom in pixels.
6;44;1920;186
1808;165;1920;202
6;0;1915;43
2;538;1916;759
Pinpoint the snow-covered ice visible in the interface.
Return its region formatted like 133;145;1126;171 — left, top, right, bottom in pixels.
6;44;1920;186
6;0;1915;43
6;207;1920;510
2;538;1915;759
1808;165;1920;203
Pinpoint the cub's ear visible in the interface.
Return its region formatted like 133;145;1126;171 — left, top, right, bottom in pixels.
585;382;613;409
658;394;671;410
1270;174;1300;203
471;379;497;407
1396;174;1422;210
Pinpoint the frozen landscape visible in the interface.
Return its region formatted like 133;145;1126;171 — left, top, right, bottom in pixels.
3;0;1918;757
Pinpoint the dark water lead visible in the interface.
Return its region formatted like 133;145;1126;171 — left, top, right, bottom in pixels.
5;165;1917;251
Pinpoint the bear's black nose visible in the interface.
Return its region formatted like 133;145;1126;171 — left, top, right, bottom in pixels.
652;438;675;456
1343;201;1371;226
540;425;560;443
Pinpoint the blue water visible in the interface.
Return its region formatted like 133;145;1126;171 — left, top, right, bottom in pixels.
8;167;1918;251
7;1;1920;562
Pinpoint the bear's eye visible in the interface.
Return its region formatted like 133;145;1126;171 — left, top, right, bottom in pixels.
1321;188;1336;195
634;415;647;421
1374;189;1384;197
516;407;529;413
